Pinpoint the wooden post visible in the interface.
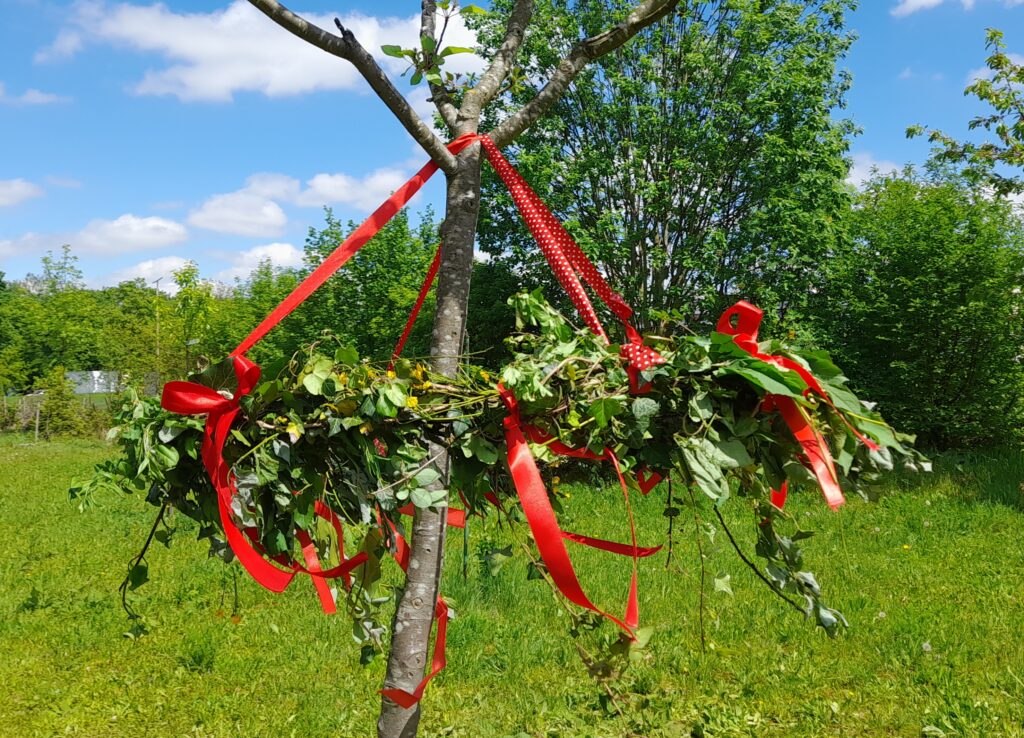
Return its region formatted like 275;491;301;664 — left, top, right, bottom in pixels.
34;404;40;442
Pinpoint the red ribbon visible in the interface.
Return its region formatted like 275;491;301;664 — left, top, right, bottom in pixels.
162;356;368;612
497;383;661;639
716;301;878;510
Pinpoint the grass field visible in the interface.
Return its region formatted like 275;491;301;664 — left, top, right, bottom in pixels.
1;435;1022;738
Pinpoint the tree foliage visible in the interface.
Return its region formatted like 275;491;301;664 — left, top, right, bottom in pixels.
474;0;855;331
809;166;1024;448
908;28;1024;197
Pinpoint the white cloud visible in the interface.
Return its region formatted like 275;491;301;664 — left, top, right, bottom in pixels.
898;66;914;80
297;168;408;210
34;30;84;64
188;178;290;236
0;214;188;259
76;214;189;253
42;0;482;103
847;152;900;188
0;82;70;106
0;179;44;207
98;255;191;293
213;242;304;282
189;164;412;236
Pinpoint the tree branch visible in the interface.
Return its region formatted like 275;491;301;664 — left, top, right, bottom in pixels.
489;0;679;148
421;1;460;131
460;0;535;124
247;0;457;172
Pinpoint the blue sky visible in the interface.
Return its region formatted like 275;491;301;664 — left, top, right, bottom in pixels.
1;0;1021;290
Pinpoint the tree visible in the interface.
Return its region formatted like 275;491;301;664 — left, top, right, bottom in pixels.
239;1;679;735
809;165;1024;448
173;262;213;374
476;0;855;331
908;28;1024;197
299;208;440;360
23;245;84;295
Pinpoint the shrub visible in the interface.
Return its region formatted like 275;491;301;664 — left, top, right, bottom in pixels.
810;167;1024;448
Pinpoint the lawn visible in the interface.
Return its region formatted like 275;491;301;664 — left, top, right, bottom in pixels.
1;434;1022;737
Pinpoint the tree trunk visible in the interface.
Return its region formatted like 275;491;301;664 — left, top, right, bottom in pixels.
377;141;482;738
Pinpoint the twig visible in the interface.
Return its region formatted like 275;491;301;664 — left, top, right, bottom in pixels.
713;506;805;615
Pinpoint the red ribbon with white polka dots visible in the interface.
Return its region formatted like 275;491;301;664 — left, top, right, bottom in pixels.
477;136;665;392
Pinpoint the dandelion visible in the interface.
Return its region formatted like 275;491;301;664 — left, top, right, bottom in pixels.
902;544;911;550
386;370;396;379
406;396;419;409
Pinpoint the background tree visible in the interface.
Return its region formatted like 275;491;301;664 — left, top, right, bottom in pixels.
173;262;213;374
809;165;1024;448
475;0;855;332
908;28;1024;197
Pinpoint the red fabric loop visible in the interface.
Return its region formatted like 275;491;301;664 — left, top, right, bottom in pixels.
717;301;884;510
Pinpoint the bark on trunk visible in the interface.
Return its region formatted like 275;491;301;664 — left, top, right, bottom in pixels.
377;142;482;738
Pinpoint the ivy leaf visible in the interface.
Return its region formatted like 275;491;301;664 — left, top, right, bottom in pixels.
587;397;624;429
465;435;499;464
713;572;733;595
334;345;359;365
682;446;728;501
271;438;290;463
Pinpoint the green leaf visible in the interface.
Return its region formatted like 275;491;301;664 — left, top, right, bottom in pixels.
460;3;487;14
414;467;441;487
587;397;624;429
334;345;359;365
302;373;324;395
410;69;423;85
710;438;753;468
271;438;290;463
681;446;728;501
439;45;474;57
380;44;405;58
713;572;733;595
466;435;499;464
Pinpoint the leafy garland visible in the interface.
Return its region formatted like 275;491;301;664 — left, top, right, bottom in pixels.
75;290;926;653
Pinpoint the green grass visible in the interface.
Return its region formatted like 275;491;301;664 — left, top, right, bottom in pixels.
1;436;1023;738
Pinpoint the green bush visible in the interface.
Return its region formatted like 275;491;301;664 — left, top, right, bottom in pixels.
35;366;87;438
810;166;1024;448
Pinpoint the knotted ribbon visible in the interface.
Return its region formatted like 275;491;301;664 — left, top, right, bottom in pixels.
162;355;368;613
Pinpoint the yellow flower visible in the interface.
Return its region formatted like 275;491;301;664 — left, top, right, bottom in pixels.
411;365;425;381
902;544;911;550
552;477;561;484
359;421;373;435
406;396;419;409
480;370;491;382
386;370;396;378
419;381;432;390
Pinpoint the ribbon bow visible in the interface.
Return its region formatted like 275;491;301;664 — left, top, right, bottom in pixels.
716;301;879;510
162;356;366;613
